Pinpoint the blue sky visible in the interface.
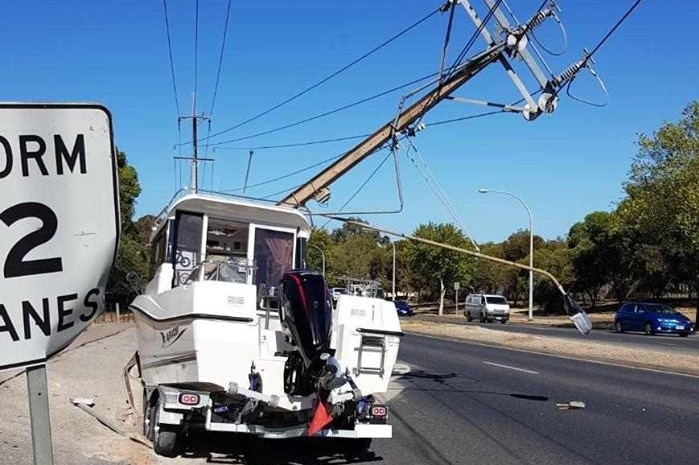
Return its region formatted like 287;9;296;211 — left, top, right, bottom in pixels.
3;1;697;244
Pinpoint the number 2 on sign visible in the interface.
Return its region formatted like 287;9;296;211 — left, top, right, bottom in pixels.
0;202;63;278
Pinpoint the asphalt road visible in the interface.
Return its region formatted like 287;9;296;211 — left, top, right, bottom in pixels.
370;333;699;465
417;315;699;355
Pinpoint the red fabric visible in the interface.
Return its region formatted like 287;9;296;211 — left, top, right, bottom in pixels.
307;400;333;436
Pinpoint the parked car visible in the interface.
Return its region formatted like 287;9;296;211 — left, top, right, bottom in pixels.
464;294;510;323
393;299;413;317
614;302;694;337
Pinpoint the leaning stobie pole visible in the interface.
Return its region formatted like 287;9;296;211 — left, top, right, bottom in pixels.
325;216;592;335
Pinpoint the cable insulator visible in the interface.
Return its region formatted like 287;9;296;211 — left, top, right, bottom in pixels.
524;8;552;32
552;53;589;88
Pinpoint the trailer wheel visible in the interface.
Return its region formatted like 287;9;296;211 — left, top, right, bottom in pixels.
148;394;180;457
154;426;179;457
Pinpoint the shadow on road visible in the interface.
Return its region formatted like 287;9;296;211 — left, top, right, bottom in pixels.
394;369;549;402
181;434;384;465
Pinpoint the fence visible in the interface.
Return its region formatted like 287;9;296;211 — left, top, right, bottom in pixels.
93;303;134;324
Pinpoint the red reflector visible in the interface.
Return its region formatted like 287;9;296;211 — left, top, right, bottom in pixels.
179;393;200;405
371;405;387;417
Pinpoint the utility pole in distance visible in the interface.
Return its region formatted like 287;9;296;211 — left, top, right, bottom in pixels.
178;95;211;193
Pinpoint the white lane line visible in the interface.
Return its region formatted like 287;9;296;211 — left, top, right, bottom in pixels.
409;332;699;379
483;361;539;375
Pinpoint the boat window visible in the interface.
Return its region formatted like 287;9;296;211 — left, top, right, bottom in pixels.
206;218;249;259
150;232;166;277
172;211;203;286
295;237;307;269
253;228;294;290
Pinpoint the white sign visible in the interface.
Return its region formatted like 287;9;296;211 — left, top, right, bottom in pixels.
0;104;119;372
453;282;460;291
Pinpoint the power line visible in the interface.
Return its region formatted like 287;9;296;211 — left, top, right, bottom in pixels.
162;0;181;116
213;133;372;151
206;72;438;146
221;151;346;193
336;150;393;212
186;3;444;145
209;0;233;118
589;0;643;58
428;109;504;126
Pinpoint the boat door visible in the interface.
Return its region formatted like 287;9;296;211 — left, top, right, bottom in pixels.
249;225;296;292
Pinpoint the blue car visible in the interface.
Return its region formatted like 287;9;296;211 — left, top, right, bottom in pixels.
394;300;413;317
614;302;694;337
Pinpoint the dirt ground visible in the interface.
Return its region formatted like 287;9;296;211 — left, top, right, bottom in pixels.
0;325;201;465
399;317;699;376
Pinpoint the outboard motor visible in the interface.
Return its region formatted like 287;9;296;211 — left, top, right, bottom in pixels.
280;270;333;395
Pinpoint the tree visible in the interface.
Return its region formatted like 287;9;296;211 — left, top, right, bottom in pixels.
107;150;148;305
617;101;699;324
568;211;637;304
404;223;473;315
534;239;573;312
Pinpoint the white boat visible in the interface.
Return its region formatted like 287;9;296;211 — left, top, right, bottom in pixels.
130;190;402;457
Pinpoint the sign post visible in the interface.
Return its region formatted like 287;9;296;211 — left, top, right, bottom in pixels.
0;104;119;465
27;365;54;465
453;282;460;315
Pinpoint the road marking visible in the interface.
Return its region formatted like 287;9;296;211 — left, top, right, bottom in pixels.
483;361;538;374
407;332;699;379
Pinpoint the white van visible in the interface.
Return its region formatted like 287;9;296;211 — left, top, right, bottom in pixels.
464;294;510;323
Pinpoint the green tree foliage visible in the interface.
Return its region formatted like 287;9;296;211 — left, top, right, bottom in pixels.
534;239;572;312
616;101;699;320
567;211;633;305
404;222;473;315
107;150;151;305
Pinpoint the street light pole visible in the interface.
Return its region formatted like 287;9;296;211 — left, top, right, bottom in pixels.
478;188;534;321
309;244;325;277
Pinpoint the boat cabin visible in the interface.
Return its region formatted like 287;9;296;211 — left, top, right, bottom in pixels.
146;192;311;301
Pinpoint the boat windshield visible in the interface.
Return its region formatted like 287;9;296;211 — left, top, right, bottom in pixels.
184;257;249;285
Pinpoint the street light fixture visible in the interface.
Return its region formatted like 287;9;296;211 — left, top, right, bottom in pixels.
478;188;534;321
308;244;325;277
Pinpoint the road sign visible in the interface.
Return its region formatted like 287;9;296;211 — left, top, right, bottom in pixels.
0;104;119;372
453;282;460;291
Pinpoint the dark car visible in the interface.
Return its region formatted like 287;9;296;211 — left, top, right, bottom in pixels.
614;302;694;337
394;300;413;317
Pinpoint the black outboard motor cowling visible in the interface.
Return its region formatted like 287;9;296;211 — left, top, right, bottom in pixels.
280;270;333;369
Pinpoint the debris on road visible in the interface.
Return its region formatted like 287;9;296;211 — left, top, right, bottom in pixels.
556;401;586;410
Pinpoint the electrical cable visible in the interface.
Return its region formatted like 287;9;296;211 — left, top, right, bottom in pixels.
162;0;181;116
206;72;438;146
261;183;306;200
403;139;470;240
410;0;503;131
588;0;642;59
220;151;346;193
557;0;642;105
319;149;393;228
213;133;372;151
445;0;503;79
336;150;393;212
438;1;457;84
209;0;233;118
428;109;504;127
196;4;444;144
